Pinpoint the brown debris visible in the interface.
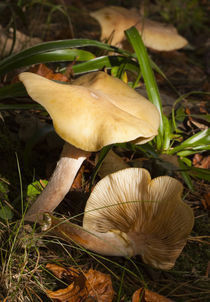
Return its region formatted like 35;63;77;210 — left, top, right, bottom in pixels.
46;263;114;302
29;64;70;82
193;154;210;169
132;288;173;302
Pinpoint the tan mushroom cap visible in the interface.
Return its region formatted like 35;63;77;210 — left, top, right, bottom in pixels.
135;19;188;51
73;71;160;133
90;6;140;46
90;6;188;51
19;72;160;152
83;168;194;269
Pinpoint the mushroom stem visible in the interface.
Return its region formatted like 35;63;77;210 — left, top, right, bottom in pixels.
42;214;134;257
25;143;89;222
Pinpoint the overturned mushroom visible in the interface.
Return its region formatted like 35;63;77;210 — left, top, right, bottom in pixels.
19;71;160;222
90;6;188;51
42;168;194;270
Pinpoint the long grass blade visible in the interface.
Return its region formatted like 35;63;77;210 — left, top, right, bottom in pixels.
0;39;129;75
1;49;95;73
125;26;164;150
168;129;210;155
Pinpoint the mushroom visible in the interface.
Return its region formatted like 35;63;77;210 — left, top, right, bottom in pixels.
42;168;194;270
19;71;160;222
90;6;188;51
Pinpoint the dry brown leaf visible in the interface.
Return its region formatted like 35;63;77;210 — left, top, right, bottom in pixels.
29;64;70;82
46;263;114;302
192;154;210;169
132;288;173;302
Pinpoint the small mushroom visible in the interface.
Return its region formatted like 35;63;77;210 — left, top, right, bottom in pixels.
42;168;194;270
19;71;160;222
90;6;188;51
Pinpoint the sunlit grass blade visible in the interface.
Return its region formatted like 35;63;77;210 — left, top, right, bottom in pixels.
0;49;95;73
178;158;194;191
189;167;210;181
72;55;139;75
177;148;210;157
162;114;171;151
168;129;210;155
0;39;129;75
125;26;164;150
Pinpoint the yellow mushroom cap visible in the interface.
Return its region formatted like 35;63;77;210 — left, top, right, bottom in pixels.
19;72;160;152
90;6;188;51
83;168;194;269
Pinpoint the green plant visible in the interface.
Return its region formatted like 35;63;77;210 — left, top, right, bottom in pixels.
0;27;209;190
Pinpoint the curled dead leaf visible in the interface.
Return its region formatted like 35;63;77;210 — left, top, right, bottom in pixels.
29;64;70;82
46;263;114;302
132;288;173;302
193;154;210;169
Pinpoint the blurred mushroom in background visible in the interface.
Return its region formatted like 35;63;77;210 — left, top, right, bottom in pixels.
90;6;188;51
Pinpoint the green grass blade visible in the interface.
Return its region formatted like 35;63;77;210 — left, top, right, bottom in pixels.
0;49;95;73
0;39;128;75
168;129;210;155
189;167;210;181
178;158;194;191
72;55;139;75
125;26;164;150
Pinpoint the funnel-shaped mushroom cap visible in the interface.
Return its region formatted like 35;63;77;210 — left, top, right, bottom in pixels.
19;72;160;152
90;6;188;51
83;168;194;269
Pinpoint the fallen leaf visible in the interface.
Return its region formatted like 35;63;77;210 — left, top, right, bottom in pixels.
132;288;173;302
29;64;70;82
192;154;210;169
185;107;208;130
46;263;114;302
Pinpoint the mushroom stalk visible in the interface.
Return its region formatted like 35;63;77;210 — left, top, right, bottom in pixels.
42;214;134;257
25;143;89;222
